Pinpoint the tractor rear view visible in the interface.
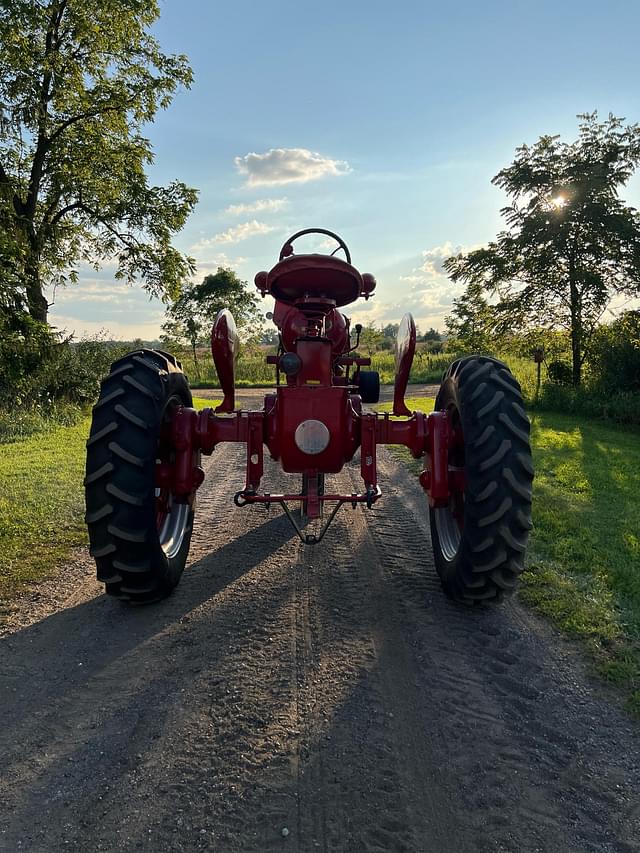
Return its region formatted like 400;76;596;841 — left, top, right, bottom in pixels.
85;229;533;604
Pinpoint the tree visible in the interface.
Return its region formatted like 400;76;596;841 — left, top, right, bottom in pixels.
162;268;264;351
260;327;280;347
421;327;442;342
358;323;384;355
444;113;640;385
445;281;497;353
0;0;198;323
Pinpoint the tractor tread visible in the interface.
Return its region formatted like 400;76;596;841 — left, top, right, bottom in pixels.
105;483;146;506
85;349;195;604
472;425;495;449
498;412;530;444
478;496;512;527
108;441;145;467
478;439;511;471
114;403;148;430
90;542;117;558
122;374;160;400
472;548;507;573
113;558;151;574
474;481;497;502
430;355;533;605
107;523;147;544
502;467;533;500
97;572;123;585
85;503;113;524
94;388;125;409
86;421;118;446
476;390;505;418
84;462;114;485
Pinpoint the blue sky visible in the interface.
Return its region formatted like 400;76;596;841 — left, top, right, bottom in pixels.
49;0;640;339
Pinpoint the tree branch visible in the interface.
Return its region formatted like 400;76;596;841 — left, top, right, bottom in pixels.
48;100;133;144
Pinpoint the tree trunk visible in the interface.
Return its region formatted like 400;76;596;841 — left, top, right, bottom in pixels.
191;340;200;379
569;272;582;387
25;256;48;324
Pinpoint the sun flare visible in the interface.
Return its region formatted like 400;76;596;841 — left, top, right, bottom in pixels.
551;194;567;209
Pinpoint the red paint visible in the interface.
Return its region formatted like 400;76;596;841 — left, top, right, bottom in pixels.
393;313;416;416
159;231;463;521
211;309;239;413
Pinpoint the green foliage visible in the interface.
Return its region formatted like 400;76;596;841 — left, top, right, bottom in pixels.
0;307;129;437
358;322;385;355
588;310;640;393
445;113;640;386
547;360;574;385
0;0;197;321
161;268;264;352
445;280;498;353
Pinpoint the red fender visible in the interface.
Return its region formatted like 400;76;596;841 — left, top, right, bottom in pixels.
211;309;239;413
393;313;416;416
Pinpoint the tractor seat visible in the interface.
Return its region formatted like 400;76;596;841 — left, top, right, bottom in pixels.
255;255;375;309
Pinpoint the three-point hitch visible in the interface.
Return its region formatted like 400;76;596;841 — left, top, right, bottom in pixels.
85;229;533;605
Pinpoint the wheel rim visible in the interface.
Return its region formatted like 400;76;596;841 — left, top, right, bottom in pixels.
434;401;465;562
157;497;190;559
435;506;462;561
155;394;192;559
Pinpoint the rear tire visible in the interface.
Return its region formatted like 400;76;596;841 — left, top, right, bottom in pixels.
429;356;533;604
85;349;195;603
358;370;380;404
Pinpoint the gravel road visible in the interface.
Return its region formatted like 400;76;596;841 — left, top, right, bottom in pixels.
1;393;639;852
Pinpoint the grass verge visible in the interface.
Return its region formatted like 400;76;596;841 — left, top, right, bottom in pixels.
0;397;216;616
381;396;640;714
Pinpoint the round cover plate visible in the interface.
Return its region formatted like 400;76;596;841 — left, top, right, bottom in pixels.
294;419;330;455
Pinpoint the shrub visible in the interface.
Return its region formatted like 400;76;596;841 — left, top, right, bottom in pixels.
547;360;574;385
587;311;640;393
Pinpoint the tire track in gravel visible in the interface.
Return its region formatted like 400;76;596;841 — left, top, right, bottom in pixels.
1;430;639;852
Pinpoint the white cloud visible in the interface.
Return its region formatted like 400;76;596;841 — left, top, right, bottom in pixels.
224;198;288;216
191;222;276;252
49;313;164;340
234;148;351;187
402;242;464;281
53;281;141;305
346;242;478;333
193;256;247;276
211;220;276;245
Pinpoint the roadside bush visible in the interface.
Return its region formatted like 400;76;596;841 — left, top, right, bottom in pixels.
547;360;573;385
0;311;129;439
587;311;640;393
531;383;640;427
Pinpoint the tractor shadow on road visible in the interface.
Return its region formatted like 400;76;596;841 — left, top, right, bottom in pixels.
0;510;296;731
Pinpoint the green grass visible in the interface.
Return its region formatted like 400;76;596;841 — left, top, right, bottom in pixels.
523;411;640;712
0;397;217;614
382;396;640;714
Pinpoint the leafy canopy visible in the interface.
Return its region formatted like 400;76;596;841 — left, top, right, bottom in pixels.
445;113;640;384
0;0;198;320
162;268;264;348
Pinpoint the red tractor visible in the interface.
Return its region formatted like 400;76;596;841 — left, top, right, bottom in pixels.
85;229;533;605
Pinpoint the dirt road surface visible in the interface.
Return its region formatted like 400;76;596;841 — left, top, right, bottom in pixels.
1;392;639;852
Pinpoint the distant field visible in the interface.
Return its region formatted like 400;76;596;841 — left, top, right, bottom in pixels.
180;348;539;397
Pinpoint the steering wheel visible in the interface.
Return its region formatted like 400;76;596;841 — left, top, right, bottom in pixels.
279;228;351;264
